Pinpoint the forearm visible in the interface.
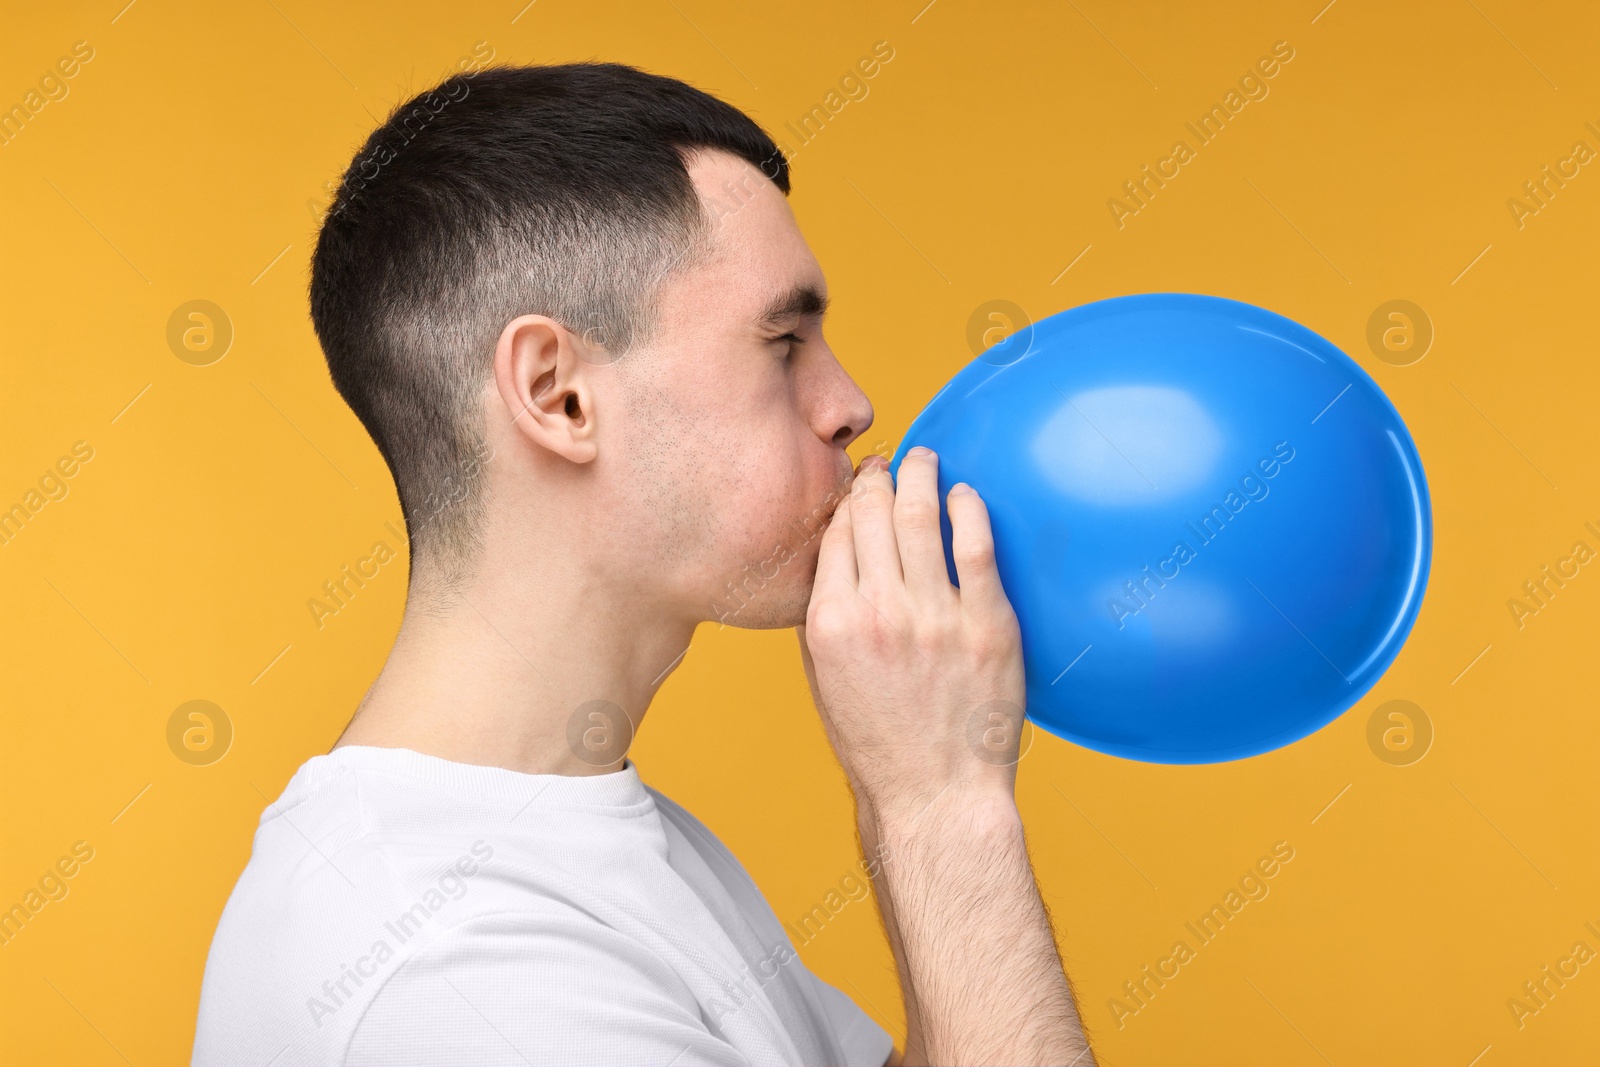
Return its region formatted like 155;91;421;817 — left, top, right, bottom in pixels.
856;800;928;1065
864;786;1094;1066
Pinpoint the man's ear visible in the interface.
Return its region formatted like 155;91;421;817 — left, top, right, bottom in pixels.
493;315;600;464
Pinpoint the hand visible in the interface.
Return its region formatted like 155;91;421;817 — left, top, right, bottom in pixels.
798;450;1094;1067
798;448;1027;817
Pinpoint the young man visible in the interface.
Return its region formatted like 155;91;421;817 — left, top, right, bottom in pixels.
194;62;1094;1066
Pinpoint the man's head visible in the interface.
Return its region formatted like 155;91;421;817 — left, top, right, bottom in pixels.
310;62;872;627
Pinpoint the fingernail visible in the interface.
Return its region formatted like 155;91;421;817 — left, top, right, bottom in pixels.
907;445;932;458
950;482;972;495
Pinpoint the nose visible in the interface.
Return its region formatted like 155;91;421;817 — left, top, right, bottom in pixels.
815;355;874;451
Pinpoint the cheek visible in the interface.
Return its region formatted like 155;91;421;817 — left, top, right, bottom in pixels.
712;432;837;595
618;353;833;596
718;434;808;549
627;408;776;567
704;382;819;537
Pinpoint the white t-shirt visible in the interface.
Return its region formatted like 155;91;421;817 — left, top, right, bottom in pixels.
194;746;893;1066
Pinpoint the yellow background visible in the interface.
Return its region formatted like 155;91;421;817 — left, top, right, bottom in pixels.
2;0;1597;1063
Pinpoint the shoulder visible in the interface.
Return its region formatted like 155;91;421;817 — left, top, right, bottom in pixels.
195;757;528;1059
346;909;749;1065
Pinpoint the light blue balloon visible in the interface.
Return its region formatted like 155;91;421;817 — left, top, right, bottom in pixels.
890;293;1431;764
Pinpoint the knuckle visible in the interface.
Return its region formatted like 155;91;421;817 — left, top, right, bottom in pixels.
913;610;961;652
967;616;1020;661
894;499;939;533
850;498;886;529
865;621;900;657
967;632;1002;663
866;600;910;642
805;600;856;648
952;536;995;570
853;469;895;500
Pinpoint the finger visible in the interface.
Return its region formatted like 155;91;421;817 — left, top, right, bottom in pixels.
892;447;953;600
811;494;858;595
946;483;1006;608
849;457;904;596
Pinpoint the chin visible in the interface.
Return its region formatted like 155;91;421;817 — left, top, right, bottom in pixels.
715;593;810;631
703;542;821;630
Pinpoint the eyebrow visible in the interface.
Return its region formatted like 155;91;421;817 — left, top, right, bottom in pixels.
755;284;830;329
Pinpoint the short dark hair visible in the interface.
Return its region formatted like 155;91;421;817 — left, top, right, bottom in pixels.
309;62;789;580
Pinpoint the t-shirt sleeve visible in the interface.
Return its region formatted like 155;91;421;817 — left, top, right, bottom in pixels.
345;912;750;1067
808;975;896;1067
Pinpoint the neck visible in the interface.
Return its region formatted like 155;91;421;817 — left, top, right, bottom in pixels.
334;549;696;777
